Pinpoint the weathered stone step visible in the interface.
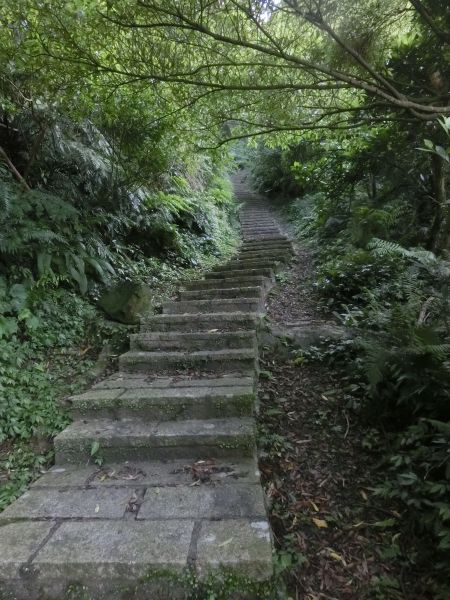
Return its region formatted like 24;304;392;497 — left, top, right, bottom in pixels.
241;227;281;233
182;276;269;290
130;330;257;351
30;457;260;489
241;240;292;250
205;268;273;279
119;348;257;374
92;373;255;391
141;312;260;332
54;417;256;463
179;286;262;300
236;250;291;261
221;258;281;270
162;298;262;314
68;383;255;421
240;222;277;228
240;217;276;221
243;234;288;242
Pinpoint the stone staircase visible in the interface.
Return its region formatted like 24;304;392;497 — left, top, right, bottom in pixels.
0;173;293;599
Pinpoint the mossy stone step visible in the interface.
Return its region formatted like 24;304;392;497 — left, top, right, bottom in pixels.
205;268;274;279
130;330;257;351
119;348;257;375
243;234;289;242
179;286;262;300
162;298;262;314
221;259;282;270
241;240;292;249
92;373;256;391
30;457;260;489
241;227;281;234
68;384;255;421
54;417;256;463
140;312;260;332
181;276;268;290
236;250;291;262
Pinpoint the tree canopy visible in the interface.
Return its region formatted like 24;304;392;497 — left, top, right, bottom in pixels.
3;0;448;149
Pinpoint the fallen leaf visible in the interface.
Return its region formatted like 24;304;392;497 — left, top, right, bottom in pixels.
352;521;366;529
328;549;346;565
218;538;233;547
312;517;328;529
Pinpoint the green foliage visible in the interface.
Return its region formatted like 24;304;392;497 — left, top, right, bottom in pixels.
0;177;115;295
0;288;100;508
254;117;450;593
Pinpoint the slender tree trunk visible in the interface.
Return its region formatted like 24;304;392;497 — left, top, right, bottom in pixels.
23;123;48;181
430;154;448;254
0;144;31;191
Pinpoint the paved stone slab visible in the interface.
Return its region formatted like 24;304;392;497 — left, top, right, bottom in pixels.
138;484;266;520
196;519;273;579
33;520;194;578
0;521;55;577
0;487;133;520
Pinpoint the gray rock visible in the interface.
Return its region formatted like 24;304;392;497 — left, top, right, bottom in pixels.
98;281;152;324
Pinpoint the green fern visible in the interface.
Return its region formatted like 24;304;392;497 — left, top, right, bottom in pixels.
369;237;436;265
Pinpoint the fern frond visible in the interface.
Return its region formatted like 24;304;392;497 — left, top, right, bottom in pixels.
369;238;436;265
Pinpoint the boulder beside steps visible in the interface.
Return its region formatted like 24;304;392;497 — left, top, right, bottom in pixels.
0;178;293;599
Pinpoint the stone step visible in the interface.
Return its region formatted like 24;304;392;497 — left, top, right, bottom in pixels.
221;258;281;269
179;286;262;300
30;457;260;489
205;268;274;279
119;348;257;374
236;250;291;261
54;417;256;463
130;330;257;351
162;298;262;314
243;234;288;242
141;312;260;332
241;240;292;250
241;227;281;233
242;219;276;222
182;275;268;290
68;382;255;421
92;374;256;391
240;222;277;227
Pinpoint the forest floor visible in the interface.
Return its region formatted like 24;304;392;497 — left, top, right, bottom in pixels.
257;240;432;600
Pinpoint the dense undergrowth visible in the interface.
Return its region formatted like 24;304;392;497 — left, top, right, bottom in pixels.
247;121;450;596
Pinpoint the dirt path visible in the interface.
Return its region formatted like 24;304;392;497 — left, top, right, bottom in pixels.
257;237;429;600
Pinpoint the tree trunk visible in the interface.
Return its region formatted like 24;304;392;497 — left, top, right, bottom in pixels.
430;153;448;254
